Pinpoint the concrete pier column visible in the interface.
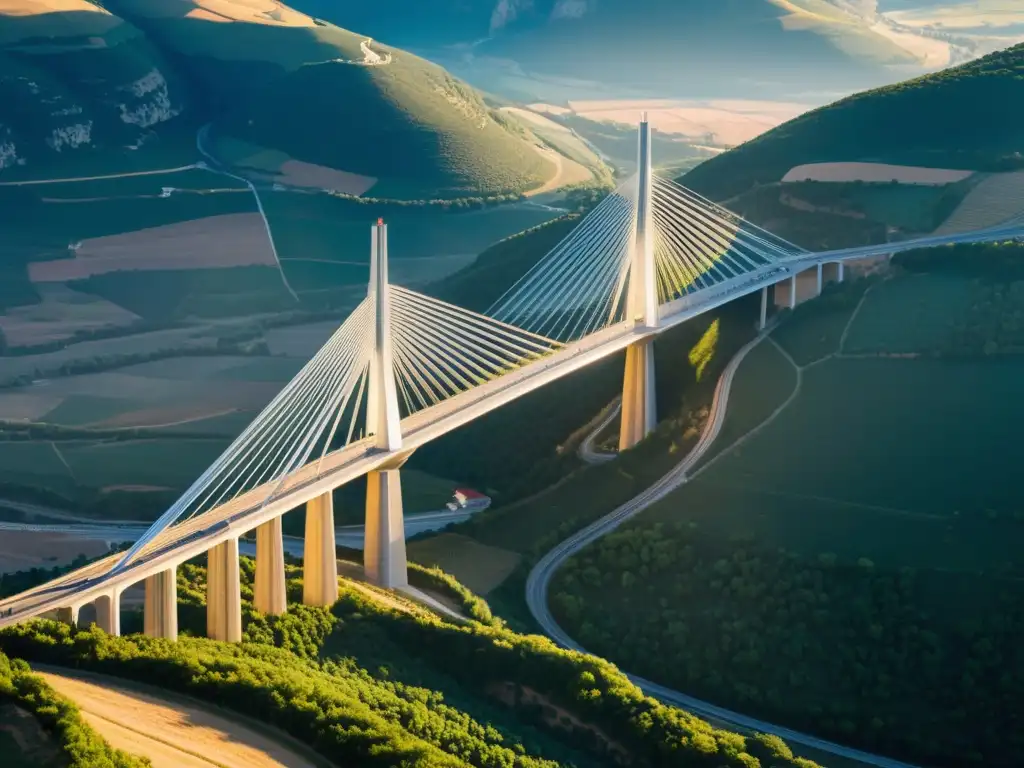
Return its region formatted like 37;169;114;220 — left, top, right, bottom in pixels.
56;605;79;627
94;590;120;636
618;338;656;451
254;517;287;615
144;567;178;641
365;469;408;588
837;261;845;283
787;275;797;309
207;537;242;642
816;263;823;296
759;285;769;331
303;492;338;607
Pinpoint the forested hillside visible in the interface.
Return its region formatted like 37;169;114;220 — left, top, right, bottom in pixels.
0;560;819;768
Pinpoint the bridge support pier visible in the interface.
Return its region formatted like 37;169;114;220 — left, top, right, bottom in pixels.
144;567;178;641
207;537;242;642
364;468;408;588
822;262;844;284
254;517;287;616
56;605;79;627
759;286;769;331
618;338;656;451
303;492;338;608
816;263;823;296
94;590;120;636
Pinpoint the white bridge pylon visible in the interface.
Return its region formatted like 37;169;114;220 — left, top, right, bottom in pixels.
2;120;1022;639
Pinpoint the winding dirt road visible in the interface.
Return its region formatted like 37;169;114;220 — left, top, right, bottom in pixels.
38;669;318;768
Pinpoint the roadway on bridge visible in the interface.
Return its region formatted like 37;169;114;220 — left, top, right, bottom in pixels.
526;328;921;768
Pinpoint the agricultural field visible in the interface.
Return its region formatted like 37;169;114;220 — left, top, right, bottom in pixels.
263;192;562;293
0;284;139;348
935;170;1024;234
407;533;522;595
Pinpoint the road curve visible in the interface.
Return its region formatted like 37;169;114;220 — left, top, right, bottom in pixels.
577;399;620;465
526;330;921;768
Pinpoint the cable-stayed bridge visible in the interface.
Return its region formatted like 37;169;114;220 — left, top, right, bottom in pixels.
1;119;1021;643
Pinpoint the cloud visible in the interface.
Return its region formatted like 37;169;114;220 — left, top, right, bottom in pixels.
551;0;588;20
490;0;533;32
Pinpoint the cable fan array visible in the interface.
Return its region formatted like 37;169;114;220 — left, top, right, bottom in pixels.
390;285;562;415
115;300;376;569
650;175;806;304
488;179;638;341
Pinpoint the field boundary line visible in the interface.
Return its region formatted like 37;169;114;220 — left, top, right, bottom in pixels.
0;165;198;186
839;283;874;353
690;335;802;482
197;165;300;303
49;442;75;481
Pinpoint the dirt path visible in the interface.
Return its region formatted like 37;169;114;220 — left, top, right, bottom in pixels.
38;669;318;768
525;146;591;197
0;165;197;186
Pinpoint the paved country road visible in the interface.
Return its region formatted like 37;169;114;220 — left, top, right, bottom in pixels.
526;329;922;768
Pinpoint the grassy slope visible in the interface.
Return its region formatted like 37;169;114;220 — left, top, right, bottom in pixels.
682;42;1024;200
108;0;555;199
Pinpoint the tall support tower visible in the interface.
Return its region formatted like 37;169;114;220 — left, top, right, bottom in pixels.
618;115;659;451
363;219;409;587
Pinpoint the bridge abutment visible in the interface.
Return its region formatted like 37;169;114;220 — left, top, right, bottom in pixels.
619;338;656;450
254;516;287;615
364;468;408;588
207;537;242;642
303;491;338;608
144;567;178;641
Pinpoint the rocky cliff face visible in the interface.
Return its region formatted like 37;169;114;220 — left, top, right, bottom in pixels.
0;1;188;174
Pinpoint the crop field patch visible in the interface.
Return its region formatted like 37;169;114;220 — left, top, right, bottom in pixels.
782;162;974;185
40;394;142;426
265;321;339;357
0;392;65;421
264;193;560;290
0;441;74;494
209;357;304;382
0;283;139;348
28;213;278;282
935;170;1024;234
60;438;230;490
842;273;978;353
408;533;522;595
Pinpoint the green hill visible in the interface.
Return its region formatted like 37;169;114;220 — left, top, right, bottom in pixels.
1;0;562;197
0;0;191;176
682;42;1024;200
0;559;820;768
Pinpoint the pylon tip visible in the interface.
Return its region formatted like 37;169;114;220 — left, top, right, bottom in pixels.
377;217;384;226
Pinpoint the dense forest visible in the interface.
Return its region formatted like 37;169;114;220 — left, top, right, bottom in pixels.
1;560;819;768
683;43;1024;200
893;241;1024;356
550;513;1024;766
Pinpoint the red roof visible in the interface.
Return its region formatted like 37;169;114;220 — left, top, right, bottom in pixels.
454;488;486;499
